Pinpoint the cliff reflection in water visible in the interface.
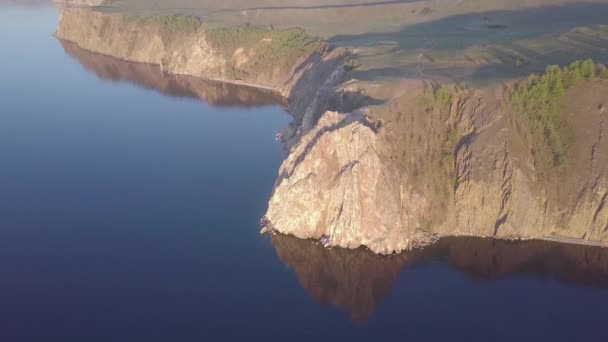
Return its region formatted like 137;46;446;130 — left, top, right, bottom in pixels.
270;235;608;322
59;40;284;108
270;234;411;322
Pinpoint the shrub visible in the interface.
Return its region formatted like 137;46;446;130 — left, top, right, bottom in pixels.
344;59;362;71
125;15;202;33
434;86;453;107
205;26;325;80
599;64;608;79
509;59;606;166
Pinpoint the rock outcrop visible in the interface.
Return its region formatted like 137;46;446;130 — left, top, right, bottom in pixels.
53;7;608;255
55;8;348;98
266;110;426;254
266;79;608;254
55;7;351;133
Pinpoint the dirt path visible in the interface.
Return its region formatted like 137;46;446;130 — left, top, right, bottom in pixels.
540;235;608;248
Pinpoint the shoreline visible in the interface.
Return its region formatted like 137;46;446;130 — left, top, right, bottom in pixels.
54;8;608;255
538;235;608;248
58;34;608;256
436;233;608;249
264;230;608;258
54;37;287;97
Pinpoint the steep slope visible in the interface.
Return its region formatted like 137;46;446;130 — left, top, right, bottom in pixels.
55;7;352;139
53;7;608;255
266;68;608;254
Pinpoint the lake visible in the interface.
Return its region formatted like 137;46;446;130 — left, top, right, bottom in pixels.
1;3;607;341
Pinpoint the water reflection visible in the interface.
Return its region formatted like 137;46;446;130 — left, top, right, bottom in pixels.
270;235;608;322
434;237;608;287
58;39;285;108
270;233;411;322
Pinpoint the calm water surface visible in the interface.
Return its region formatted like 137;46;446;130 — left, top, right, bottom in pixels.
1;4;608;341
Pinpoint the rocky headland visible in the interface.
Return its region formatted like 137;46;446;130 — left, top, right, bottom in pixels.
54;4;608;254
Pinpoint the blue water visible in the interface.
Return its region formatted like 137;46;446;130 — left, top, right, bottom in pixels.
1;3;608;341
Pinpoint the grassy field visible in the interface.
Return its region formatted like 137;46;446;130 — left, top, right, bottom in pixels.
124;14;202;32
93;0;608;86
205;25;325;79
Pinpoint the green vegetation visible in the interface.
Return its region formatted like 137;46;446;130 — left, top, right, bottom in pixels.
510;59;606;166
425;83;470;108
205;26;325;80
125;14;202;33
344;59;362;71
599;64;608;79
120;15;324;81
433;86;453;107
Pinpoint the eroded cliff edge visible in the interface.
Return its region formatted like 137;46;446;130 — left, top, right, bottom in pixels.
55;7;351;142
55;7;608;255
267;75;608;254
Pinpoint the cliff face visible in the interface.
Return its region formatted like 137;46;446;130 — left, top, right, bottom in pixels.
56;9;177;67
266;110;424;254
55;7;350;137
55;8;345;97
266;79;608;253
54;7;608;255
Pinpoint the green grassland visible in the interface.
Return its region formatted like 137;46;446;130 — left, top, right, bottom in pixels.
205;26;325;79
124;14;202;32
101;0;608;87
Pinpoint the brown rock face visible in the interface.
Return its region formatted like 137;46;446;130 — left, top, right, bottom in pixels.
54;7;351;136
52;6;608;254
266;110;425;254
267;79;608;253
54;7;333;94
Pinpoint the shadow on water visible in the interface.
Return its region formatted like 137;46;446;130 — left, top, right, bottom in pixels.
270;234;608;323
58;39;285;108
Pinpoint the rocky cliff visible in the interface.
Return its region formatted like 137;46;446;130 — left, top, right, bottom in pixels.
54;7;608;255
266;76;608;254
57;8;349;104
55;7;351;138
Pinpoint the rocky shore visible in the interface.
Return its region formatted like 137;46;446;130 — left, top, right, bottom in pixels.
55;6;608;255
